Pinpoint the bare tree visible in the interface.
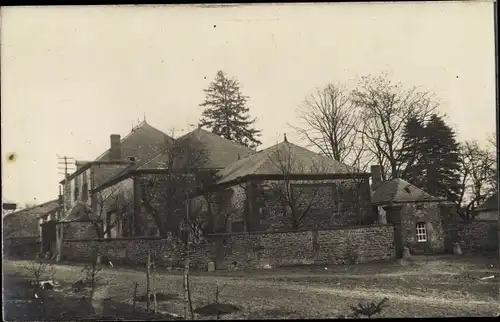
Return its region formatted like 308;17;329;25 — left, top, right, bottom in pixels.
264;143;335;229
140;136;210;237
456;140;497;220
486;132;498;191
291;83;367;168
81;187;133;238
351;73;439;180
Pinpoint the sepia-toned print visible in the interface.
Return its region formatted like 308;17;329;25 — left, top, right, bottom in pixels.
2;2;498;320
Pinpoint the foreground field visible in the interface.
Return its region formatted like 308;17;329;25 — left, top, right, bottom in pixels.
3;256;499;319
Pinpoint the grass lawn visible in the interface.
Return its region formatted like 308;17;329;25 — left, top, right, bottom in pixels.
3;255;499;319
2;268;179;321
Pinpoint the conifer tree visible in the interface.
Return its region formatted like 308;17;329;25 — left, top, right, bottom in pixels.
420;114;461;202
399;117;427;187
199;70;262;149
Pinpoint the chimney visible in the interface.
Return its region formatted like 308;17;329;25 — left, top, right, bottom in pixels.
110;134;122;161
370;165;382;191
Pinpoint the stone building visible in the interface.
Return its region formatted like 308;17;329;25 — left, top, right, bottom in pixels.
58;121;172;222
211;137;374;233
88;127;254;238
87;132;374;240
475;192;498;221
52;121;172;258
370;165;447;255
3;199;61;257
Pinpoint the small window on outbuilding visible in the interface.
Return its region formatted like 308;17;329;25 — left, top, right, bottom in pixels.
416;222;427;242
148;226;159;237
230;220;246;233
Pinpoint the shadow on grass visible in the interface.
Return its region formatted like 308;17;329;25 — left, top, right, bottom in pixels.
3;273;181;321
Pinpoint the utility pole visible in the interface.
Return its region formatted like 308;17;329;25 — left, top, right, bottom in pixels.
57;155;75;178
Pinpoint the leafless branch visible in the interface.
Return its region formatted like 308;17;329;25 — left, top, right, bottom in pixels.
265;144;331;229
291;83;366;167
456;140;497;220
351;73;439;180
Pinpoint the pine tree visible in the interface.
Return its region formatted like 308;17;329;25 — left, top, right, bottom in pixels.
199;70;262;149
420;114;462;203
399;117;427;187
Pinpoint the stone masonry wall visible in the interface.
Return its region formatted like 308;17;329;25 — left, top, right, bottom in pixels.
62;221;99;240
211;224;395;270
217;177;375;233
255;178;375;231
62;237;212;270
399;202;445;254
62;224;395;271
457;220;498;253
3;213;40;237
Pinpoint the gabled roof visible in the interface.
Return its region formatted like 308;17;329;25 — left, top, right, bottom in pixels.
138;127;254;170
61;121;174;185
92;128;254;192
371;178;444;206
217;140;362;185
476;192;498;212
95;120;173;162
61;201;90;221
3;199;60;220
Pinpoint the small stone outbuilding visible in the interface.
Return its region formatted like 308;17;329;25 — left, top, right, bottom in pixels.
370;166;447;255
475;192;498;221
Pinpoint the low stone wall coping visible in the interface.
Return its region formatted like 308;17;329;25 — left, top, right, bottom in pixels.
207;224;394;238
458;220;498;224
64;236;168;242
63;224;395;242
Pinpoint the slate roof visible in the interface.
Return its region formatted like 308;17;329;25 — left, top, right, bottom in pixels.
139;127;254;170
90;121;174;187
371;178;444;205
93;128;254;191
3;199;60;220
217;140;361;185
95;121;173;162
476;192;498;211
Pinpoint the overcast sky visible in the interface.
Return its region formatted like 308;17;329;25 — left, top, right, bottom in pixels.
1;2;496;205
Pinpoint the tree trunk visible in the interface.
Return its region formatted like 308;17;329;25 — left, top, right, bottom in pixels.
152;261;157;315
183;248;194;319
146;252;151;313
183;256;189;319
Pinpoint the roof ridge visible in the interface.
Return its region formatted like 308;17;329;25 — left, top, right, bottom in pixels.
4;199;59;218
94;121;171;161
252;141;286;175
137;147;170;170
183;128;254;152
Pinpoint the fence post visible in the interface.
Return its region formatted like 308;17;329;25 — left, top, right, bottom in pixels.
153;261;157;315
132;282;138;313
146;252;151;313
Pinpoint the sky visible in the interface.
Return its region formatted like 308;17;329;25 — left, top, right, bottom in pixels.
1;2;497;206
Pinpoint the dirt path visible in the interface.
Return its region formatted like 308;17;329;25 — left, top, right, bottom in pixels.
4;260;499;318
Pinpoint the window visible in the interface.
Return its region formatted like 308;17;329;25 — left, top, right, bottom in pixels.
148;226;158;236
105;211;118;238
81;182;89;202
230;220;245;233
74;175;80;200
416;222;427;242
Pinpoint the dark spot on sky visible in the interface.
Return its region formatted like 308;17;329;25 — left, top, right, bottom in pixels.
456;76;459;78
213;24;216;28
7;153;17;162
204;76;207;79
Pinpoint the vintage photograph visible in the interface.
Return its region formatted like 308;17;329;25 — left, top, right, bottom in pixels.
1;2;498;320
